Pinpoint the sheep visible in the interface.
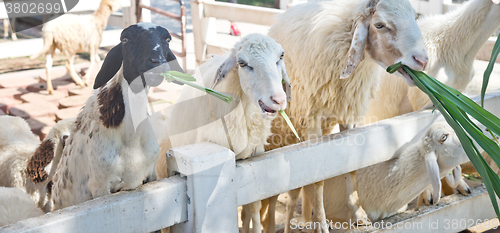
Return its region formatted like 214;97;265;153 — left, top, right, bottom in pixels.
0;187;44;228
3;19;17;40
265;0;428;231
155;33;291;233
0;116;73;212
50;22;182;211
29;0;122;94
365;0;500;125
322;121;469;223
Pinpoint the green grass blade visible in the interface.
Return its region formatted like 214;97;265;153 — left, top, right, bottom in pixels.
482;36;500;107
279;110;300;141
161;73;234;103
403;67;500;137
408;66;500;218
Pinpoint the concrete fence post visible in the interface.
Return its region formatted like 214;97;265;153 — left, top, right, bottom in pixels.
167;142;239;233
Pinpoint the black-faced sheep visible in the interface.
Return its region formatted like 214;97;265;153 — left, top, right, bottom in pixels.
50;22;182;211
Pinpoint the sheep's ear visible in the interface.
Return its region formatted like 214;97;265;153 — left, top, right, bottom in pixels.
94;43;123;89
212;53;237;89
279;60;292;102
340;20;368;79
425;150;441;205
167;49;184;73
444;166;462;188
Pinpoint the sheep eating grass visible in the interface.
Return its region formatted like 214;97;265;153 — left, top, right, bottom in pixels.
155;33;291;233
265;0;428;231
50;22;182;211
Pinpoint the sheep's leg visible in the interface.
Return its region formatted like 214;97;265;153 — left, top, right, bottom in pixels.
312;181;328;233
301;184;314;223
417;187;433;207
45;53;54;94
10;18;17;40
284;188;301;233
242;204;251;233
84;50;97;86
456;178;471;196
3;19;8;39
66;55;85;87
260;195;278;233
242;201;262;233
345;171;370;226
251;201;262;233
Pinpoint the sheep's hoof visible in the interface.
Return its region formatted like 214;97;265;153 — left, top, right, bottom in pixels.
47;89;54;94
353;208;371;226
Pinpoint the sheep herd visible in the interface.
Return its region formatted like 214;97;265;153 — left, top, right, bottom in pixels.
0;0;499;232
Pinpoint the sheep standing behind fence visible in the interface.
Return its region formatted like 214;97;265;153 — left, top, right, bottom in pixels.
155;33;291;233
265;0;428;231
50;22;182;211
323;121;469;223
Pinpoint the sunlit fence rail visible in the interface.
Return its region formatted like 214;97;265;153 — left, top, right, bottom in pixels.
2;91;500;233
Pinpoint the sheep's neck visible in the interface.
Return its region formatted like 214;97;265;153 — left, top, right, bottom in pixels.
94;2;113;33
431;0;500;63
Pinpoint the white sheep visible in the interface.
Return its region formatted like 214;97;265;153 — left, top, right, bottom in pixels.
50;22;183;211
0;116;73;212
30;0;121;94
323;121;469;223
0;187;44;228
155;33;291;233
265;0;428;231
365;0;500;124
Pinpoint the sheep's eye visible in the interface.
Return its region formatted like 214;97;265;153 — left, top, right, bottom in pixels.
439;134;448;143
166;38;171;43
238;61;247;67
121;38;129;43
374;23;385;29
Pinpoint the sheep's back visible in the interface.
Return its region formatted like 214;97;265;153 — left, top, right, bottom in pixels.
267;0;379;148
42;14;101;54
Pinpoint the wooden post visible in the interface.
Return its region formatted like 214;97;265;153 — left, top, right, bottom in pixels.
167;142;239;233
123;0;138;27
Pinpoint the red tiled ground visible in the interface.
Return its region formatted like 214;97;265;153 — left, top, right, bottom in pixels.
0;61;182;138
0;63;97;137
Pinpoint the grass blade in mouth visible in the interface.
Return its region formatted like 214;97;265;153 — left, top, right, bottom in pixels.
161;71;234;103
387;63;500;218
279;110;300;141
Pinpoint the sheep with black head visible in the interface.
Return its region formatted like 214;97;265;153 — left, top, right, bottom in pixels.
50;22;182;211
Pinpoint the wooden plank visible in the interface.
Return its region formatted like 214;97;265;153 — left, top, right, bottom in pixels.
203;1;283;26
234;91;500;206
0;176;188;233
0;29;122;59
375;186;496;233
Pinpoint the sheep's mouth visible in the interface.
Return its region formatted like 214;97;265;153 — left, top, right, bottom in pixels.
259;100;277;116
398;67;415;86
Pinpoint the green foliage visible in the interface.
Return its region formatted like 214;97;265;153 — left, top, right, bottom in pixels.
387;61;500;218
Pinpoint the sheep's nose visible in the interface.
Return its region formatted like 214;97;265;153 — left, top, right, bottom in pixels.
271;94;286;109
413;55;428;70
151;56;166;64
